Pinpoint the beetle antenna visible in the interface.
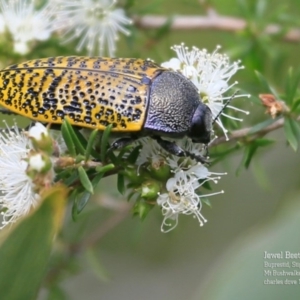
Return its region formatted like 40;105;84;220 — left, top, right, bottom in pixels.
212;90;239;124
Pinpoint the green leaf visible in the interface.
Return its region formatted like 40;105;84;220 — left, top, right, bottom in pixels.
133;201;152;220
95;163;115;174
62;171;78;186
285;68;300;106
284;118;299;151
78;166;94;194
116;145;133;163
100;124;113;163
61;120;76;156
117;173;125;195
291;97;300;112
243;138;274;169
255;71;280;99
201;197;212;208
75;190;92;214
66;122;86;155
0;185;67;300
248;117;279;135
85;129;99;161
254;138;275;147
127;145;143;164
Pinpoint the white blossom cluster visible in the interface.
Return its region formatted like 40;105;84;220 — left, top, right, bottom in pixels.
137;137;225;232
0;0;131;56
0;122;48;228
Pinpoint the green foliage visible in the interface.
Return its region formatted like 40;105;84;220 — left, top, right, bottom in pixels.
0;185;67;300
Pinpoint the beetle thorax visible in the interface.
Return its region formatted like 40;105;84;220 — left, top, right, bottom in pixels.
144;71;201;138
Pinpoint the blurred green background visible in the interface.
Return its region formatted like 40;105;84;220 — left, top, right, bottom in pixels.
0;0;300;299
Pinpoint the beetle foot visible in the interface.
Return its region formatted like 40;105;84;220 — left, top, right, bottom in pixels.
153;136;185;157
186;151;210;165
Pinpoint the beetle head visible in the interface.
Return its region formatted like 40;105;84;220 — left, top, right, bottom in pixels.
188;102;212;144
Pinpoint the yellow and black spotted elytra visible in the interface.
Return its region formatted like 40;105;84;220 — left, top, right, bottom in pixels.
0;56;212;163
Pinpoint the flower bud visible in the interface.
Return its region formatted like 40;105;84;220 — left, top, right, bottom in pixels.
123;167;143;185
141;180;160;200
27;152;52;177
148;162;171;181
28;123;53;154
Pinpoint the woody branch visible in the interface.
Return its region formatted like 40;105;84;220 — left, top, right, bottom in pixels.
134;14;300;43
210;115;300;147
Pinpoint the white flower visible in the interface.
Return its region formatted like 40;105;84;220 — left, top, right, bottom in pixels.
165;137;207;171
0;123;39;228
135;137;168;172
157;170;224;233
54;0;132;57
0;0;56;54
162;44;250;139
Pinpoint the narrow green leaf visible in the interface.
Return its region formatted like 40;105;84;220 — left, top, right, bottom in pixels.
116;145;133;162
127;190;137;202
62;171;79;186
85;129;99;161
200;181;212;191
284;118;299;151
248;117;279;135
0;185;67;300
91;174;104;189
291;98;300;112
117;173;125;195
127;145;143;164
65;122;86;155
75;190;92;214
78;166;94;194
244;144;258;169
61;120;76;156
255;138;275;147
100;124;113;163
133;201;152;220
285;68;300;105
103;147;117;166
255;71;280;99
242;139;274;169
201;197;212;208
95;163;115;174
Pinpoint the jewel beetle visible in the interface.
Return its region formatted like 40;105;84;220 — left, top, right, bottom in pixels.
0;56;212;163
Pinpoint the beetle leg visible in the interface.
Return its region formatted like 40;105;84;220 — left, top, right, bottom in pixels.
109;136;138;151
0;108;17;115
153;136;186;157
153;136;210;165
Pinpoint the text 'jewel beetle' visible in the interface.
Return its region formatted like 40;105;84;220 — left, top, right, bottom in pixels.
0;56;212;163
